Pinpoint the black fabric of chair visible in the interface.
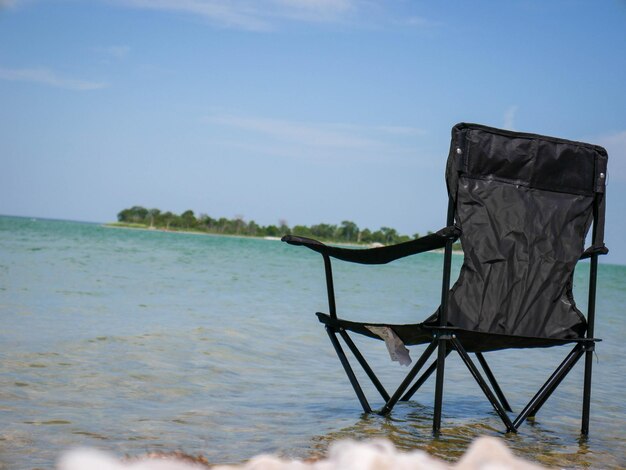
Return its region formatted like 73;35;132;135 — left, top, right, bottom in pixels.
282;123;608;435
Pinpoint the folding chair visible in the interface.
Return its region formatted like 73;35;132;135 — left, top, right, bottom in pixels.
282;123;608;435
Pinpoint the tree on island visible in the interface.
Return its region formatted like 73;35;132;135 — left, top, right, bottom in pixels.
115;205;460;249
181;210;197;229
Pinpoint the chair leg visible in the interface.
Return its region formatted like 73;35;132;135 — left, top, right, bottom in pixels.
451;337;517;433
475;352;513;412
526;344;584;419
380;340;438;415
513;344;584;429
401;348;451;402
432;339;447;434
325;326;371;413
338;329;390;402
581;346;594;436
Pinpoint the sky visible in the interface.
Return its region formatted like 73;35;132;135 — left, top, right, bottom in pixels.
1;0;625;263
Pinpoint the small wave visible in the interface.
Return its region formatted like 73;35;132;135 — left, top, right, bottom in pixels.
26;420;71;426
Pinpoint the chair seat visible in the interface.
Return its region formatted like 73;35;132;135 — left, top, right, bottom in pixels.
316;312;598;353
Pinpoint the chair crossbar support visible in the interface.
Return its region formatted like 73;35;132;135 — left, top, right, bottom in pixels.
325;326;371;413
450;336;517;433
527;343;588;419
401;349;451;401
326;326;439;416
476;352;513;412
338;329;390;402
322;324;593;434
513;343;585;429
380;340;438;415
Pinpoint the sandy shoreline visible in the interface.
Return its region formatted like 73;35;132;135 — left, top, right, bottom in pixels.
103;222;282;242
103;223;380;247
103;223;462;253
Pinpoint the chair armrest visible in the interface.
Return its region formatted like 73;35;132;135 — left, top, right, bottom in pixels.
281;226;461;265
580;244;609;260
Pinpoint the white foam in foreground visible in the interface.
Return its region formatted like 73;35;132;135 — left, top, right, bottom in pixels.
58;437;545;470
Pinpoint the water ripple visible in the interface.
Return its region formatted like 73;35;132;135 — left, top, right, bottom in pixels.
0;216;624;469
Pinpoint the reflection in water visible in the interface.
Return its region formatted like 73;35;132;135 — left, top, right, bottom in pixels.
0;216;624;469
308;401;622;468
310;403;498;463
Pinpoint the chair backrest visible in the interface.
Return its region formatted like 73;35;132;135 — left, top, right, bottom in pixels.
445;123;608;339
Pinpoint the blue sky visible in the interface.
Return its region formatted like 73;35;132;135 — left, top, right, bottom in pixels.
1;1;625;262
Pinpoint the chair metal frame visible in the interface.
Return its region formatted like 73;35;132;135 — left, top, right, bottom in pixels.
284;123;608;436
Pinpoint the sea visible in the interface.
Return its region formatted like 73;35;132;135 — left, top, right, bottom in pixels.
1;215;624;469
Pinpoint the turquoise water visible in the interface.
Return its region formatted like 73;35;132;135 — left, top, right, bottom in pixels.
0;216;624;469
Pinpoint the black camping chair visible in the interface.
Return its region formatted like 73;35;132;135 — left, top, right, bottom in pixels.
282;123;609;435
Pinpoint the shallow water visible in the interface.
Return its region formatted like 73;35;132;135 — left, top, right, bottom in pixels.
0;216;624;469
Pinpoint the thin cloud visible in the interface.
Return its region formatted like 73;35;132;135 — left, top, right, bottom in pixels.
270;0;353;22
208;114;377;149
404;16;431;27
97;45;131;60
367;124;427;137
0;0;37;10
503;105;518;130
275;0;350;9
111;0;432;31
0;66;107;90
116;0;280;31
206;113;427;163
399;15;440;30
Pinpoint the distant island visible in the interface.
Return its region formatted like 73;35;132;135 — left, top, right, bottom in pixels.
110;205;462;250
